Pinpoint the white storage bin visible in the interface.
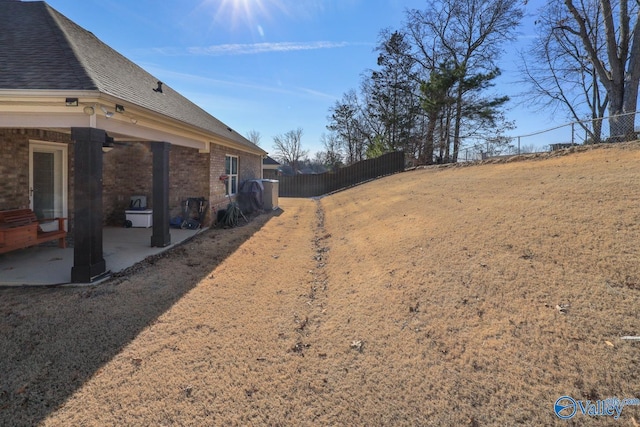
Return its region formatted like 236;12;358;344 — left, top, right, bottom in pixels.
125;209;153;228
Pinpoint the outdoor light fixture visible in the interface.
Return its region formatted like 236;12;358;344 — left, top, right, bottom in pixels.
100;105;114;118
83;105;95;115
102;134;115;153
115;104;125;113
65;97;79;106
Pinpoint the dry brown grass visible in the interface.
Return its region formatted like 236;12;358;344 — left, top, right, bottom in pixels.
1;143;640;426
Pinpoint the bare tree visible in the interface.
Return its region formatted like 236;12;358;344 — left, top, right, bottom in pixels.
520;1;607;142
406;0;523;161
557;0;640;138
367;30;422;153
272;128;308;173
319;133;344;171
245;129;262;146
327;90;368;164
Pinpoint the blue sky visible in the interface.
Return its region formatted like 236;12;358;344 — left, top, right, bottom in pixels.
42;0;563;156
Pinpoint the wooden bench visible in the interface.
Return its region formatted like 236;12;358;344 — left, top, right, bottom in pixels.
0;209;67;254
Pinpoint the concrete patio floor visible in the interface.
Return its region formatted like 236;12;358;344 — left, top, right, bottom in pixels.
0;226;202;287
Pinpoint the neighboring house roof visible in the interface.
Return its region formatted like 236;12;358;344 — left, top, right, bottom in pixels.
263;156;281;166
0;0;266;156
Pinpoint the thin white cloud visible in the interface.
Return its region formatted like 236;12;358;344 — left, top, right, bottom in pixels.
187;41;350;56
139;64;337;100
139;41;368;57
294;86;337;100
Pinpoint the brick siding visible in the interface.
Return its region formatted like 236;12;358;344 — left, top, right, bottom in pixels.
168;144;210;223
208;144;262;217
103;143;211;226
0;130;30;210
104;142;261;227
1;129;262;230
103;142;153;226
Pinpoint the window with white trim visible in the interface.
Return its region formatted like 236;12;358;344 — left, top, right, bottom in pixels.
225;155;239;195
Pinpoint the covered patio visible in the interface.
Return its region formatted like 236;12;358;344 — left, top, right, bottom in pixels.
0;1;266;285
0;226;202;287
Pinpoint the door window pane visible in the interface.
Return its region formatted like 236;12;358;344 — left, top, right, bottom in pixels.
33;152;55;219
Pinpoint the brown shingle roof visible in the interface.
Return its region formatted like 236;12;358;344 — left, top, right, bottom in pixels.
0;1;265;154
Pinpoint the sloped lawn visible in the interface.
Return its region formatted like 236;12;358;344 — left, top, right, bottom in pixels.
1;143;639;426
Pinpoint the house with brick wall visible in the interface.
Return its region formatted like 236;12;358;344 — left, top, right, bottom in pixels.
0;0;267;282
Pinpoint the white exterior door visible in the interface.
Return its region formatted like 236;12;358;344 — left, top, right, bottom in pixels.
29;141;68;230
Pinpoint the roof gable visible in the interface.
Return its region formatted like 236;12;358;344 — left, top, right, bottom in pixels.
0;1;96;90
0;1;265;155
263;156;281;166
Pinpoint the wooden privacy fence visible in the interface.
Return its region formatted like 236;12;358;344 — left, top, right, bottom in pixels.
278;151;405;198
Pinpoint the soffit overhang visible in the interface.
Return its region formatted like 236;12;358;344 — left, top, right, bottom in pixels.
0;90;267;156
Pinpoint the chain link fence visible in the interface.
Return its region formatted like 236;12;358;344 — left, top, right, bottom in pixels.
459;111;640;162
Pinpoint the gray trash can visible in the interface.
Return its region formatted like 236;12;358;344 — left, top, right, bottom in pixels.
261;179;279;210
